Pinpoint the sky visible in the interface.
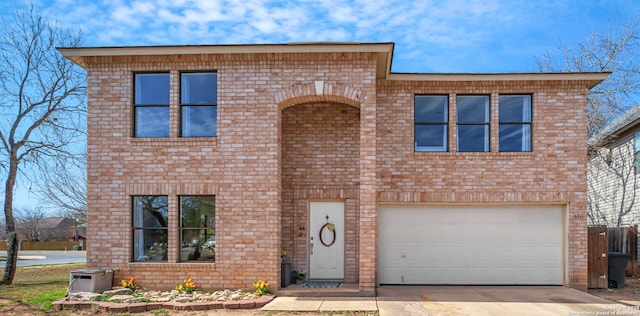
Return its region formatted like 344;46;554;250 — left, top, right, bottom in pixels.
2;0;640;212
2;0;640;73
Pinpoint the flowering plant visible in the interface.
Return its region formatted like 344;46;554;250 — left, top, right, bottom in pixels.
292;269;306;281
253;279;270;296
175;277;199;293
120;276;138;290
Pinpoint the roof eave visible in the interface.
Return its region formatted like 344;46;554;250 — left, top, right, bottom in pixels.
387;72;610;88
602;117;640;141
57;43;610;88
57;42;396;69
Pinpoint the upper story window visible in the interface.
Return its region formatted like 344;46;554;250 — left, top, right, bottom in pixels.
456;95;490;152
181;73;217;137
132;196;168;262
415;95;448;152
634;131;640;173
134;73;170;138
499;95;532;152
180;196;216;262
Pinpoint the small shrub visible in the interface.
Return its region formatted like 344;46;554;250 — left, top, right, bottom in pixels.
120;276;139;290
175;277;199;293
253;280;271;296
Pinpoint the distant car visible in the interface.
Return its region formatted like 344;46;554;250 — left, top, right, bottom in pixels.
203;238;215;248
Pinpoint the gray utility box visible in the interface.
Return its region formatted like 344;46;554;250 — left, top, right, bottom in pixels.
281;261;292;288
69;270;113;293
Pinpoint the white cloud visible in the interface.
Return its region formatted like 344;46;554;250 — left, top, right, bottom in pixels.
5;0;638;72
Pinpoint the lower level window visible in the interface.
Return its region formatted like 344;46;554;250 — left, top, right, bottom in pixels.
180;196;216;262
132;196;168;262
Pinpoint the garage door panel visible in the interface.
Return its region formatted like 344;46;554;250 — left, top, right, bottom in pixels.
379;205;564;285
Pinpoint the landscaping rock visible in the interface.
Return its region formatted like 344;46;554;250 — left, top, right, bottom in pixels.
61;287;275;313
174;296;192;303
103;287;133;295
68;291;102;301
108;294;135;302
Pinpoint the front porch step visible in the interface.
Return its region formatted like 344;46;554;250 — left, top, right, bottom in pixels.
276;283;373;297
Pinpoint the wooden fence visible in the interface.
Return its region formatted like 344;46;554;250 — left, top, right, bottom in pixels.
609;225;639;276
0;240;85;251
588;225;639;289
588;226;608;289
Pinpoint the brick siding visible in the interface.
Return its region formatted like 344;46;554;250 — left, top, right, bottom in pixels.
79;49;591;293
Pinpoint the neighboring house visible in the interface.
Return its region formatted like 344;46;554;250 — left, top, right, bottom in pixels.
59;42;607;294
588;103;640;227
39;217;85;241
18;217;85;241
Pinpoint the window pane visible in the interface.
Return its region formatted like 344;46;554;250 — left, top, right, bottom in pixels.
180;229;216;261
180;196;215;262
635;132;640;173
135;74;169;105
133;196;168;228
182;105;217;137
180;196;215;227
499;95;531;122
133;229;167;261
181;73;217;104
457;96;489;123
457;125;489;152
415;124;447;151
132;196;168;262
499;125;531;152
415;95;448;122
135;106;169;138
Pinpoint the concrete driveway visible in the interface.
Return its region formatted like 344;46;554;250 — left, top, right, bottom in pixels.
376;286;636;316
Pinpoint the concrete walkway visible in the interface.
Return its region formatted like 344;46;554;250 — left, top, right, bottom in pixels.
261;296;378;312
262;286;638;316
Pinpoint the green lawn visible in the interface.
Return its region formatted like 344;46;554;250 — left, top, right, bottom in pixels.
0;263;86;314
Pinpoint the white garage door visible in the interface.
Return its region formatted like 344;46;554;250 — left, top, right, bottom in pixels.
379;205;564;285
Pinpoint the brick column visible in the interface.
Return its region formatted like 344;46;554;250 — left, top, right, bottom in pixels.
358;96;377;295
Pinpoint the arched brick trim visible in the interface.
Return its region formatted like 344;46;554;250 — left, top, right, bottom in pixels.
275;81;364;109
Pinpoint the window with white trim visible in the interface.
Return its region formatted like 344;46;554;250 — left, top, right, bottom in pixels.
634;131;640;173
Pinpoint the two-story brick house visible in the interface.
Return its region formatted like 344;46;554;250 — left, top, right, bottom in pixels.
59;42;607;294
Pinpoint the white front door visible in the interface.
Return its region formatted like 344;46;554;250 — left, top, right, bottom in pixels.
309;202;344;280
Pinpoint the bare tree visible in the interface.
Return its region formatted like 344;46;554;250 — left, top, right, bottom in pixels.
535;16;640;138
587;139;639;227
37;154;86;235
0;7;85;284
14;207;47;242
536;16;640;228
